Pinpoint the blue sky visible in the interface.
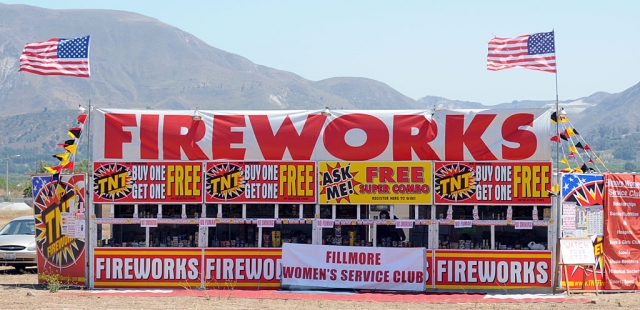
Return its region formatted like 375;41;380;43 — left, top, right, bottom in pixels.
5;1;639;105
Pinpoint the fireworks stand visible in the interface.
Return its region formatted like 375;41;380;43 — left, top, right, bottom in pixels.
86;108;556;291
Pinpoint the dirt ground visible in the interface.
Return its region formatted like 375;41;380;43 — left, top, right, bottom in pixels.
1;268;639;310
2;209;640;309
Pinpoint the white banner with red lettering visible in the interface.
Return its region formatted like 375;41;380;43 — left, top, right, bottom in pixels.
92;108;550;162
281;243;426;291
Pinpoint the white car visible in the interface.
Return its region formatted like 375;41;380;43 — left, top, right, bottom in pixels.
0;215;37;270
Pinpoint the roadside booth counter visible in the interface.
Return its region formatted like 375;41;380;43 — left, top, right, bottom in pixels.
435;204;551;251
95;203;203;247
96;203;318;248
316;204;431;248
319;204;372;247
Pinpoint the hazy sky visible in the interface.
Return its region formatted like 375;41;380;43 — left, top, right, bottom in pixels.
5;1;639;105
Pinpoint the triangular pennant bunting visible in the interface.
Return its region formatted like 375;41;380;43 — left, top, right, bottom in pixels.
67;127;82;139
77;114;88;124
53;152;70;162
64;144;77;154
57;139;76;147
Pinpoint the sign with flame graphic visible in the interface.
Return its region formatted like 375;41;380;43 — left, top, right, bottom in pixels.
434;161;552;205
93;162;203;203
32;175;86;285
204;161;316;203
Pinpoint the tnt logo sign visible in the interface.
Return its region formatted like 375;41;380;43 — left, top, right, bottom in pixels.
320;163;360;203
205;163;245;200
93;164;133;200
33;178;85;268
434;164;476;201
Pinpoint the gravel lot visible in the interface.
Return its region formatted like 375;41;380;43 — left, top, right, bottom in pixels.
2;210;640;309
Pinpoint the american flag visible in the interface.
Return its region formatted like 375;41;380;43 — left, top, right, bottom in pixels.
19;35;90;78
487;31;556;73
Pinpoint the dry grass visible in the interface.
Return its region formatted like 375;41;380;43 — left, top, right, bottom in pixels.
0;209;33;229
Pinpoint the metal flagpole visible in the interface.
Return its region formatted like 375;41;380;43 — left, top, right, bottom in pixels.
84;35;94;289
552;29;563;290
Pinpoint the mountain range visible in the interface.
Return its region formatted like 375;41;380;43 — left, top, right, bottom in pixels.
1;3;638;174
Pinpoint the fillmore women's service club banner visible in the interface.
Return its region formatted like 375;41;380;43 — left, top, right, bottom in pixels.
434;161;552;205
32;175;87;285
281;243;426;291
318;161;432;204
603;173;640;290
93;162;204;203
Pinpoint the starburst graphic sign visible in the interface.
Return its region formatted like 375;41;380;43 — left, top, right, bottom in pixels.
560;173;606;290
204;161;316;203
32;174;86;285
319;162;432;204
434;161;552;205
93;162;203;203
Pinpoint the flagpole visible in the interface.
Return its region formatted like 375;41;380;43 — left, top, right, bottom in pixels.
84;35;93;289
552;29;563;291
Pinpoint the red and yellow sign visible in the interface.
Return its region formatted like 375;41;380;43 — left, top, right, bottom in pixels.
319;162;432;204
434;250;552;289
94;248;202;288
93;248;283;289
32;174;87;286
204;161;316;203
204;248;282;289
93;162;203;203
434;161;552;205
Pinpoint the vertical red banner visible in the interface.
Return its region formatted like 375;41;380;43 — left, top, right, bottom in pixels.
32;175;87;286
603;173;640;290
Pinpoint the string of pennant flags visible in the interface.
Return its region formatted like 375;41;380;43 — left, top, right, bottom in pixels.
548;109;608;195
43;113;88;179
550;109;608;174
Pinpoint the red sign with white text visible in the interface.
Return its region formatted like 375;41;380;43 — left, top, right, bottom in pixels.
204;248;282;289
204;161;316;203
434;250;552;289
91;109;551;162
94;248;202;288
434;161;552;205
603;173;640;290
93;248;282;289
93;162;203;203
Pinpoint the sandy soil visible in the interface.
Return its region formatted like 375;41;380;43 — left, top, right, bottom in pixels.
1;268;639;310
2;209;640;309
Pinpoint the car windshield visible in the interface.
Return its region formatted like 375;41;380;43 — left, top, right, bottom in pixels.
0;219;35;236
